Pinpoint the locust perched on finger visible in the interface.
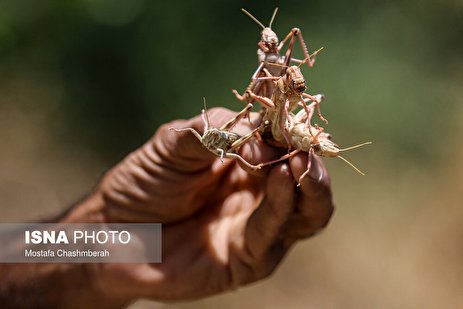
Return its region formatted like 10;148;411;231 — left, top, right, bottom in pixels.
170;100;268;169
257;111;372;185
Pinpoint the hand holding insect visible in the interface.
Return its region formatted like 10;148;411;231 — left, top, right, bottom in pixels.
83;107;335;302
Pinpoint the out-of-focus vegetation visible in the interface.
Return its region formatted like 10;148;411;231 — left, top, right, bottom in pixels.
1;0;463;308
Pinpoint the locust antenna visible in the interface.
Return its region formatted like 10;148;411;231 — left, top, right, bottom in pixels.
269;7;279;28
241;8;265;29
298;47;325;68
297;55;310;68
202;97;211;131
339;141;372;152
337;155;366;176
310;47;324;58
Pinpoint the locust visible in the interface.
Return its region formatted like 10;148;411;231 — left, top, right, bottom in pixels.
232;7;322;102
170;101;268;169
258;108;372;185
244;61;328;150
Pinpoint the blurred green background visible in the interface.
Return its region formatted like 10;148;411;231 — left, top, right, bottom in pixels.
1;0;463;308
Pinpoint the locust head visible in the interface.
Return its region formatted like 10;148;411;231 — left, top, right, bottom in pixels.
311;128;372;175
312;138;339;158
242;8;280;51
287;66;306;93
261;27;279;50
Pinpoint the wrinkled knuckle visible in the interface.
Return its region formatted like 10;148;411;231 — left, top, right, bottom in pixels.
155;123;174;142
99;170;124;206
159;122;171;132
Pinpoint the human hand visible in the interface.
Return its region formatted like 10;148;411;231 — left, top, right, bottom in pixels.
71;108;334;304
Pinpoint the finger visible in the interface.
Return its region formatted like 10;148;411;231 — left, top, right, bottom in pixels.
243;163;295;261
236;137;283;176
285;153;335;239
232;111;283;176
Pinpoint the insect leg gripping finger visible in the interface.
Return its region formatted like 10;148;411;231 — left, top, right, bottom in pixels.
297;148;314;186
226;153;262;170
303;93;328;124
169;127;203;142
257;149;301;168
217;148;225;164
232;89;250;102
245;90;275;109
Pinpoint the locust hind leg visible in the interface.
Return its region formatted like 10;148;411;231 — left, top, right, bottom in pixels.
220;103;254;131
291;28;316;68
279;28;321;68
245;90;275;109
261;67;276;99
302;93;328;125
297;148;314;186
256;149;301;169
295;102;315;125
224;121;270;168
232;62;265;102
298;94;324;125
279;29;298;67
294;28;317;67
296;97;317;136
228;120;269;152
225;153;263;170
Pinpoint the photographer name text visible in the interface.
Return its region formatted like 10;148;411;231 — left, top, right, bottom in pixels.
25;248;110;258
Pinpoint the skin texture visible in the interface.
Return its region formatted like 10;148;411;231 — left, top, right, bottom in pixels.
0;108;334;308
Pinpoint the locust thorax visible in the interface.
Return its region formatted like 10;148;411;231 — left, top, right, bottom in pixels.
287;66;307;93
202;128;239;152
261;27;279;51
